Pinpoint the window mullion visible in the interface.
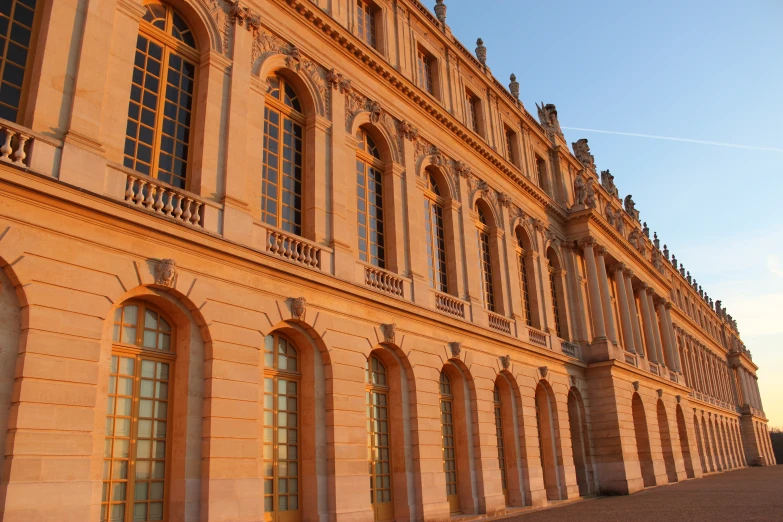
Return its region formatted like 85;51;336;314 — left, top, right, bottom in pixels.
125;353;142;522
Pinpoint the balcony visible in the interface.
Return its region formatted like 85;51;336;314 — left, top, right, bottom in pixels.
561;340;580;359
528;327;547;348
361;263;407;298
434;292;467;319
487;311;512;335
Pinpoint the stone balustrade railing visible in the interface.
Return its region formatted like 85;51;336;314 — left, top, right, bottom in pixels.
561;340;579;359
266;228;322;270
487;311;512;335
364;265;404;298
0;122;32;167
649;363;660;376
528;327;547;348
435;292;466;319
125;174;205;228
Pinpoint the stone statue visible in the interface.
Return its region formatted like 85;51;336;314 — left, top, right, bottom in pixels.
509;74;519;100
605;205;615;226
571;139;595;171
679;263;685;277
434;0;447;24
573;171;586;206
653;232;660;249
642;222;650;238
663;244;669;260
624;194;639;221
600;169;619;198
584;181;597;208
536;102;564;138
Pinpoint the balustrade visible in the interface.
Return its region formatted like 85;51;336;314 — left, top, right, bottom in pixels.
364;266;404;298
561;340;579;359
528;327;547;348
435;292;466;319
267;229;322;270
125;175;204;228
0;121;32;167
487;311;512;335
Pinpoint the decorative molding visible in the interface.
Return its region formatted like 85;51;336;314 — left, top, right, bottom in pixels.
154;259;177;287
632;381;640;391
448;342;461;359
538;366;548;380
380;323;396;344
656;388;663;398
291;296;306;320
500;355;510;370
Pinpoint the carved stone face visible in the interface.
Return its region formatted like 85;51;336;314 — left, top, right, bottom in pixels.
155;259;177;286
293;297;306;319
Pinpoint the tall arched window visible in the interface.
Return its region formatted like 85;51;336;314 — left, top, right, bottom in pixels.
356;129;385;268
516;229;533;327
124;2;197;189
476;206;495;312
262;74;304;235
104;302;174;522
493;385;508;502
0;0;39;122
263;333;301;521
424;172;447;292
439;371;459;513
547;249;564;338
366;356;393;521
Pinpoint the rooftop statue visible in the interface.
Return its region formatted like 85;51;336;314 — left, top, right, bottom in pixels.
600;169;619;198
536;102;564;139
624;194;640;222
573;171;586;206
572;139;595;171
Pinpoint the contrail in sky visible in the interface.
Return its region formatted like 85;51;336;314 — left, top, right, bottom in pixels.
561;126;783;152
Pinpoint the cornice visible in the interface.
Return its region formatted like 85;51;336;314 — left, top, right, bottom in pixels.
275;0;568;221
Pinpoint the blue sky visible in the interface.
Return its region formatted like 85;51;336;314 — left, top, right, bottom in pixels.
443;0;783;426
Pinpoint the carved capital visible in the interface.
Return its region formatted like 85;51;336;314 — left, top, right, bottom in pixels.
578;236;596;249
610;262;626;275
633;281;649;292
622;267;634;278
595;245;607;257
398;120;419;141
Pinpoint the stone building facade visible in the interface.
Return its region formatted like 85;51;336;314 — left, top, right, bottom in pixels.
0;0;775;521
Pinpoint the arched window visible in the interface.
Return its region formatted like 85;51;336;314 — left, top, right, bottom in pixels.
515;229;533;327
356;129;385;267
366;356;393;521
493;385;508;501
263;333;301;520
476;206;495;312
439;371;459;513
104;302;174;522
424;172;447;292
547;249;564;338
262;74;304;235
0;0;39;122
124;2;197;189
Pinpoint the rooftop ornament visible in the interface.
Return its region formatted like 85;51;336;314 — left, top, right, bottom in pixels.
434;0;447;25
475;38;487;67
509;73;519;100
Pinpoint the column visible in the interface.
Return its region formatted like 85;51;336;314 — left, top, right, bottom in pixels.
563;245;589;342
459;182;488;326
636;283;659;364
739;368;749;406
646;289;665;366
402;142;428;306
578;238;606;341
611;263;635;353
624;269;645;357
595;246;618;344
664;303;683;371
655;297;676;370
329;78;355;281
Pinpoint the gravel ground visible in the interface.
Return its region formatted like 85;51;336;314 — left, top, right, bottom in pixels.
506;466;783;522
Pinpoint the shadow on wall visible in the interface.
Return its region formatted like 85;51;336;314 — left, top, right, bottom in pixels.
771;428;783;464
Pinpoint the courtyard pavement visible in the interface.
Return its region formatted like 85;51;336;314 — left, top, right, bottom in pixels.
506;465;783;521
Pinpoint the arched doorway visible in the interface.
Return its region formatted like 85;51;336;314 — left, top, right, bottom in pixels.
439;363;476;514
494;372;529;506
535;382;561;500
676;406;695;479
366;355;394;522
263;332;302;522
567;388;591;496
632;393;655;487
701;416;715;472
692;413;707;474
656;400;677;483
